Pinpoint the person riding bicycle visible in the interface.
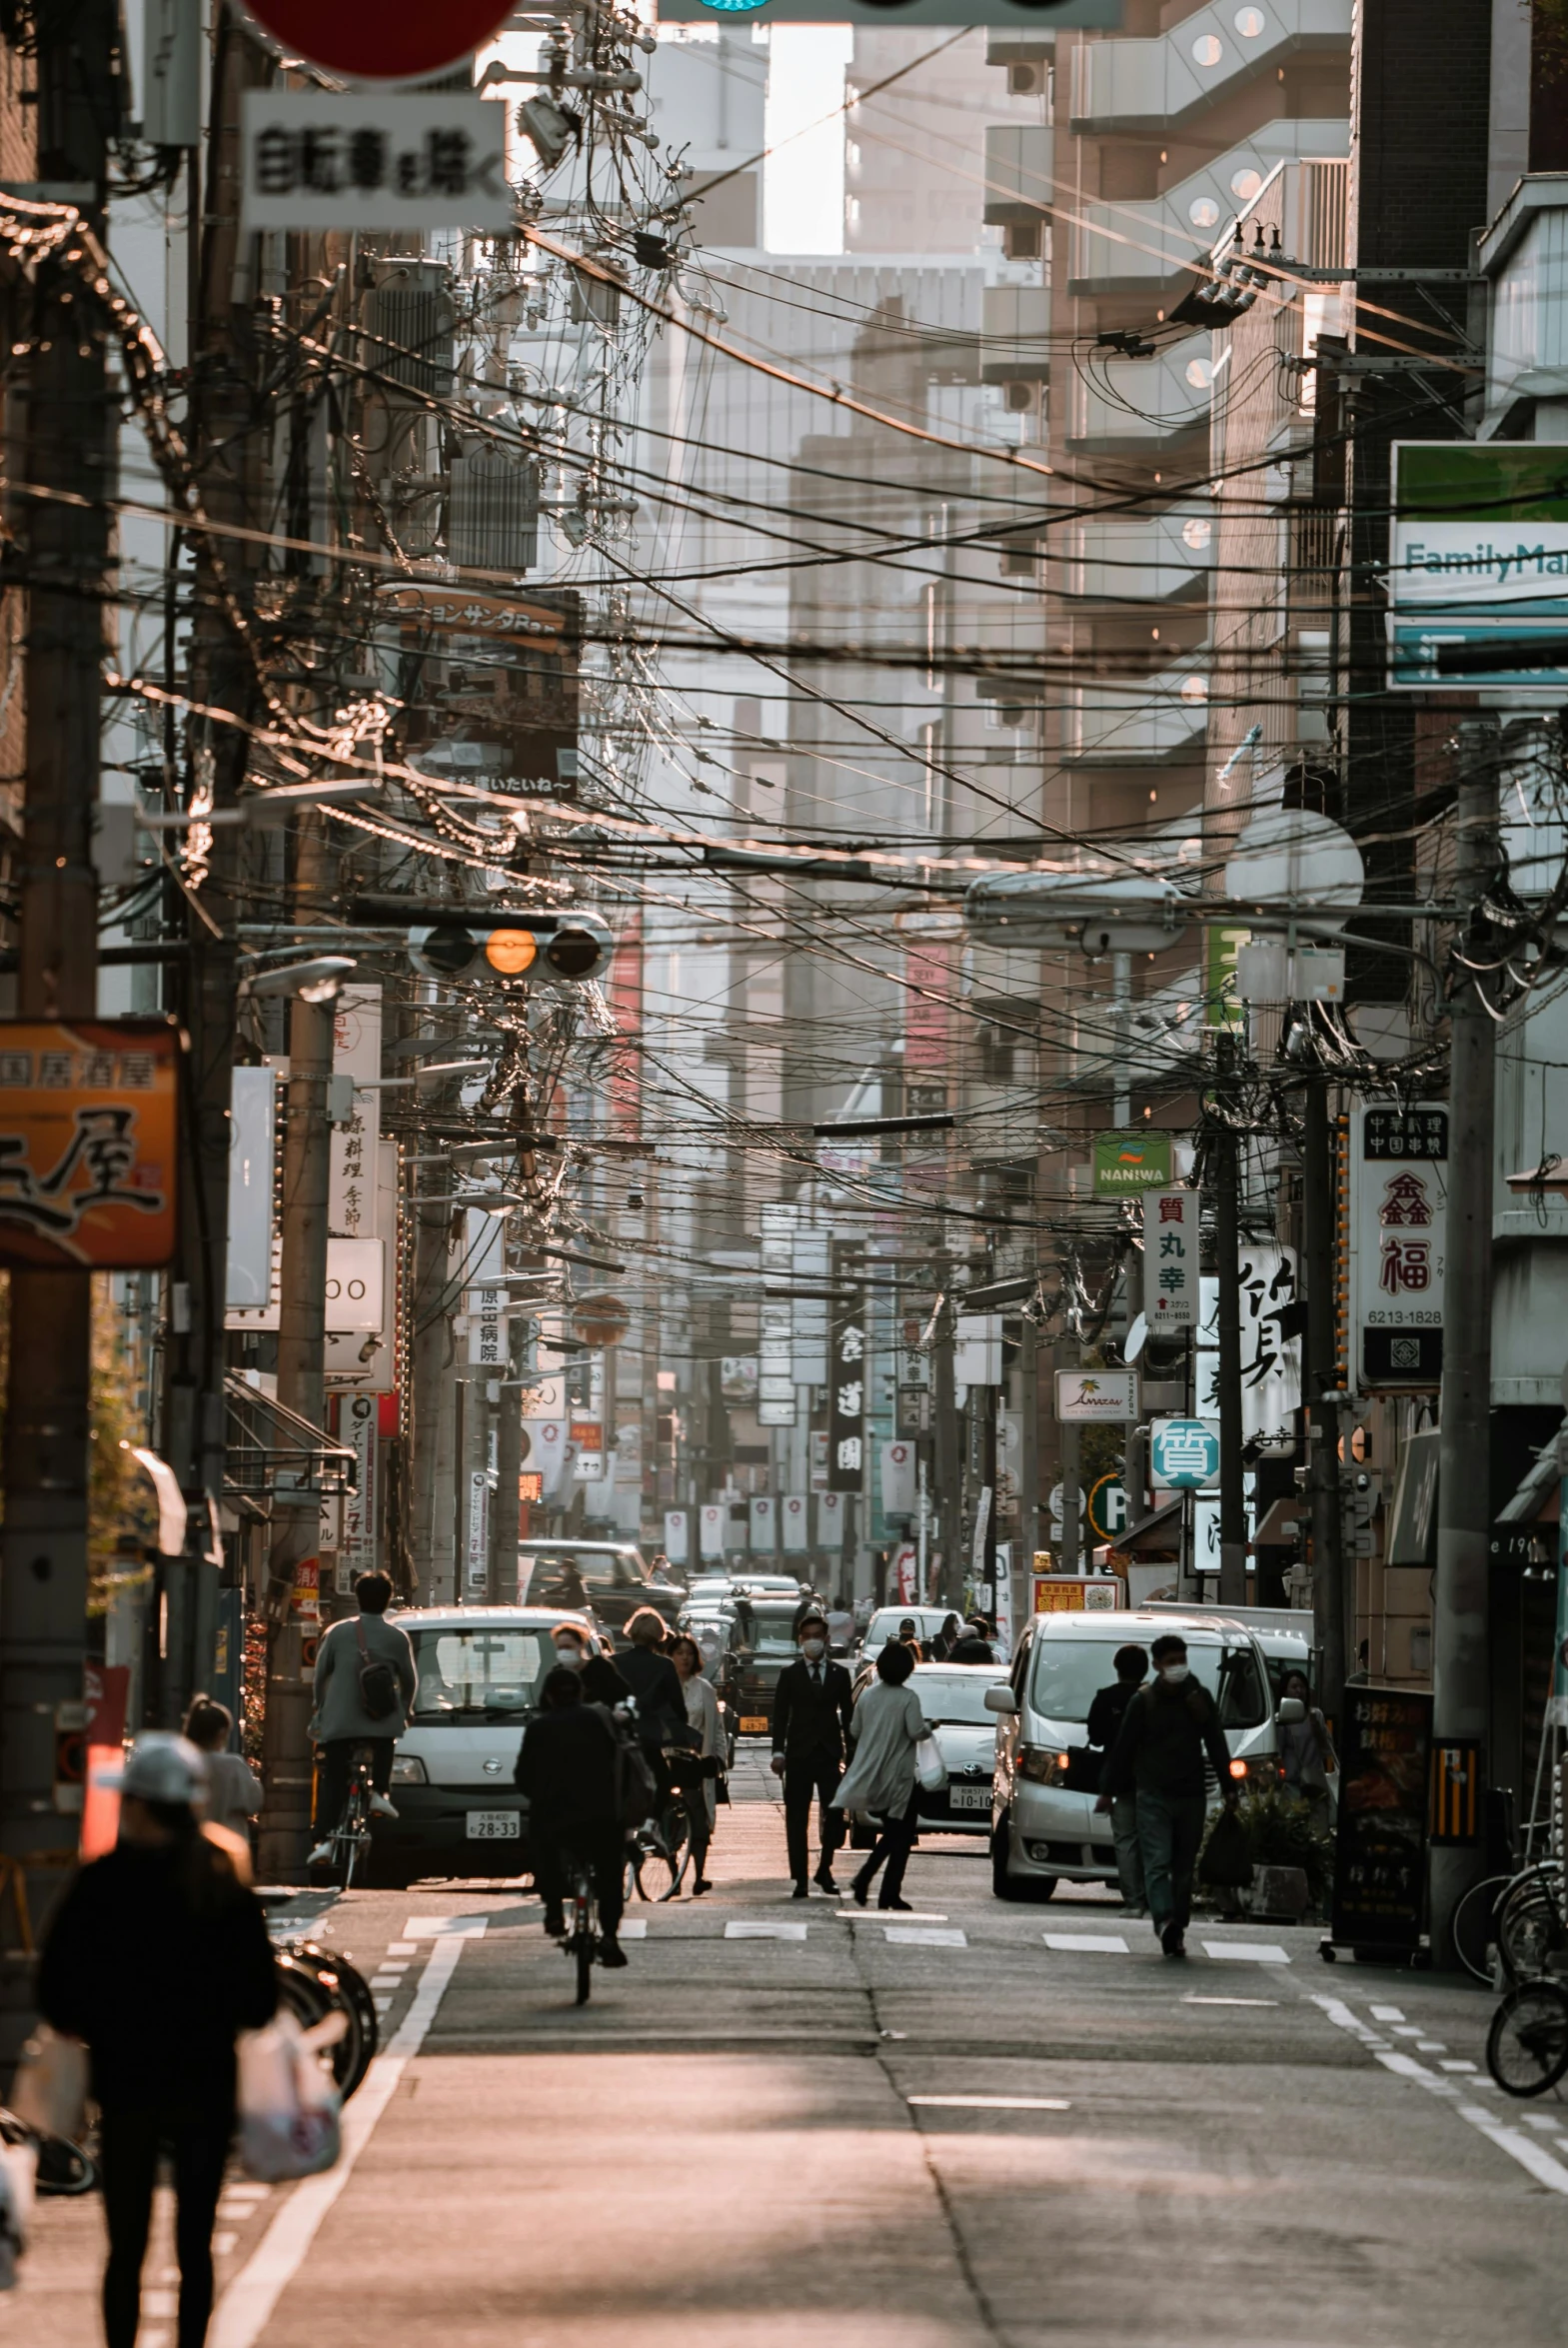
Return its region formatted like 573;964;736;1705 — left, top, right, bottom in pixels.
307;1570;417;1868
515;1665;629;1965
619;1606;699;1805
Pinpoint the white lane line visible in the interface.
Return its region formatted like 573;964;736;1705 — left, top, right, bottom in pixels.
1312;1995;1568;2199
401;1914;489;1939
1201;1941;1289;1964
616;1918;648;1938
1416;2040;1448;2053
884;1925;966;1948
1391;2024;1426;2036
211;1927;479;2348
726;1920;807;1940
908;2095;1070;2111
1370;2004;1406;2021
387;1941;417;1954
1439;2060;1479;2073
836;1910;949;1922
1183;1994;1278;2007
1043;1932;1128;1954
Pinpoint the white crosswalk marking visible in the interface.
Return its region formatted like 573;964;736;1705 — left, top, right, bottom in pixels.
1201;1940;1290;1963
1043;1932;1129;1954
884;1925;966;1947
617;1918;648;1938
726;1919;807;1940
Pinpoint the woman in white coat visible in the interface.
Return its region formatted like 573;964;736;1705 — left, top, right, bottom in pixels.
832;1639;925;1911
672;1633;722;1895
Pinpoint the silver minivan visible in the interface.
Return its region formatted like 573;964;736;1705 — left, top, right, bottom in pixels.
984;1608;1286;1901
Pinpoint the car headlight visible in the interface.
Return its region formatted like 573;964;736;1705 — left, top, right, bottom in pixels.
389;1755;428;1785
1017;1745;1069;1785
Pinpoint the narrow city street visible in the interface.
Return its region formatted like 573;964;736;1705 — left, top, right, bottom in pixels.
8;1752;1564;2348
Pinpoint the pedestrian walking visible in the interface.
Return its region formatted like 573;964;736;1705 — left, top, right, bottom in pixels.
306;1570;417;1867
834;1639;925;1911
930;1611;962;1661
1277;1668;1336;1823
181;1696;263;1844
516;1667;630;1965
1100;1633;1236;1958
1087;1643;1149;1917
671;1632;722;1893
552;1619;632;1708
37;1733;278;2348
771;1610;853;1897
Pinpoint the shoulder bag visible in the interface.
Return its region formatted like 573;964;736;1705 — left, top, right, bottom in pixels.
354;1618;401;1722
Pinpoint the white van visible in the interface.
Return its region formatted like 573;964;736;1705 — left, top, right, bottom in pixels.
375;1605;597;1887
985;1607;1288;1900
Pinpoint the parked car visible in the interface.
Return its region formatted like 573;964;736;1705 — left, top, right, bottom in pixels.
517;1538;686;1642
985;1607;1288;1901
372;1606;599;1886
730;1596;814;1735
844;1661;1008;1846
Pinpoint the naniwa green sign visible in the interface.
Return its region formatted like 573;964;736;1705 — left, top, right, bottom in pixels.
1093;1130;1172;1193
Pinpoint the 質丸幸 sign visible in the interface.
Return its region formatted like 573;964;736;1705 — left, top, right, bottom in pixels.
1146;1186;1196;1330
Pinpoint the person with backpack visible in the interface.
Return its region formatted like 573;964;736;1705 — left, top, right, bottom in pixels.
1099;1632;1237;1959
515;1664;630;1963
306;1570;417;1867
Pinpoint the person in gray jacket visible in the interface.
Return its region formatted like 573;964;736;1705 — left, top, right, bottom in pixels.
306;1570;417;1865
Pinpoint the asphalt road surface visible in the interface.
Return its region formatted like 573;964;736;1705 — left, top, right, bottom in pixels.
8;1745;1566;2347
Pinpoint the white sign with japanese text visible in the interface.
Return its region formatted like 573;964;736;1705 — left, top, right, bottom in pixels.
1350;1104;1448;1388
341;1392;377;1572
1146;1187;1196;1330
329;986;381;1242
1055;1369;1139;1422
241;91;513;233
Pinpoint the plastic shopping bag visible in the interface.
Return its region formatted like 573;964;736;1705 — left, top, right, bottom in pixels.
9;2027;88;2143
0;2137;36;2289
915;1734;949;1794
237;2008;345;2183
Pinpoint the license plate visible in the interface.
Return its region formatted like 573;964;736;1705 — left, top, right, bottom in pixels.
740;1716;770;1733
947;1785;990;1810
466;1810;521;1839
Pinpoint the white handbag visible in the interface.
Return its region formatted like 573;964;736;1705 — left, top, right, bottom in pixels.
915;1734;948;1794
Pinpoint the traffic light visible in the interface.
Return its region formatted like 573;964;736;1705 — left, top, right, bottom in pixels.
407;911;613;985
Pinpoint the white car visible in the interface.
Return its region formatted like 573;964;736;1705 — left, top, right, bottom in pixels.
911;1662;1011;1835
985;1608;1288;1900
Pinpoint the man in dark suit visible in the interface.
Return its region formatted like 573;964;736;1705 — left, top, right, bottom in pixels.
770;1610;854;1898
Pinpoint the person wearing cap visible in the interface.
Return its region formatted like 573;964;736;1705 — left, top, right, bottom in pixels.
37;1733;278;2348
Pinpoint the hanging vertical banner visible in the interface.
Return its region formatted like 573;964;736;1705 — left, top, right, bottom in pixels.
663;1507;690;1566
329;985;381;1239
816;1488;845;1547
467;1285;508;1367
340;1391;378;1573
466;1469;491;1594
1147;1187;1196;1330
1350;1103;1448;1390
760;1200;798;1428
781;1492;809;1553
880;1439;917;1516
699;1501;727;1559
791;1226;829;1384
226;1065;276;1309
749;1494;778;1552
1235;1244;1302;1453
828;1280;868;1493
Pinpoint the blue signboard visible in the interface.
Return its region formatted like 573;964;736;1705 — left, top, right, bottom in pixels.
1149;1416;1220;1491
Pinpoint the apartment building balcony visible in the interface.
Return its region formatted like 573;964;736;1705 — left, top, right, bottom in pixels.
980;282;1051;382
982;124;1054;222
1068;120;1347;295
1061;654;1210;765
1068;0;1350;134
1066;333;1213;454
1478;174;1568;439
1058;503;1216;604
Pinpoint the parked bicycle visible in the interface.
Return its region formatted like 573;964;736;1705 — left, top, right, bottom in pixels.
1450;1858;1566;1983
1487;1975;1568;2096
273;1940;379;2100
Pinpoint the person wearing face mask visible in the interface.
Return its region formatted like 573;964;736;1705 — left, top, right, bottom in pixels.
771;1611;854;1897
1100;1632;1236;1958
551;1620;631;1709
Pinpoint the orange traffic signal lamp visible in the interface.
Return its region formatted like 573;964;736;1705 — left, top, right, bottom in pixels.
407;912;612;985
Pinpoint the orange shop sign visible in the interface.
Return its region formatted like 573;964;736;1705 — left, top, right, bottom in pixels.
0;1020;180;1268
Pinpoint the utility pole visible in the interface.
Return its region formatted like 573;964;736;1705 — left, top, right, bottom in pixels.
1302;1070;1345;1716
0;0;117;2055
1017;1309;1039;1576
1058;1324;1081;1574
931;1288;958;1603
1212;1033;1248;1607
257;812;336;1880
1430;717;1500;1965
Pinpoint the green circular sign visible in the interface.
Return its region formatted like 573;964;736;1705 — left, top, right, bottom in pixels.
1087;1473;1128;1542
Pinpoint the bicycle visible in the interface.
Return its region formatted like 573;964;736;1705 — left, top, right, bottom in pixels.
319;1745;376;1889
564;1848;601;2005
274;1941;379;2100
623;1747;696;1902
1450;1859;1566;1983
1486;1976;1568;2097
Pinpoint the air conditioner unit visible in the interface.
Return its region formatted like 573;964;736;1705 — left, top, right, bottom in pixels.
999;379;1045;432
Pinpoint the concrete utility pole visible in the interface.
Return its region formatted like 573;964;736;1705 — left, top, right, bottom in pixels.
1017;1309;1039;1575
0;0;117;2053
931;1289;959;1602
1302;1073;1346;1716
1058;1322;1081;1575
1430;718;1500;1964
258;813;336;1879
1211;1034;1248;1607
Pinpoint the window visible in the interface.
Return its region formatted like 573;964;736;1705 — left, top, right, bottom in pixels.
410;1630;550;1722
914;1669;1009;1724
1028;1637;1265;1727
